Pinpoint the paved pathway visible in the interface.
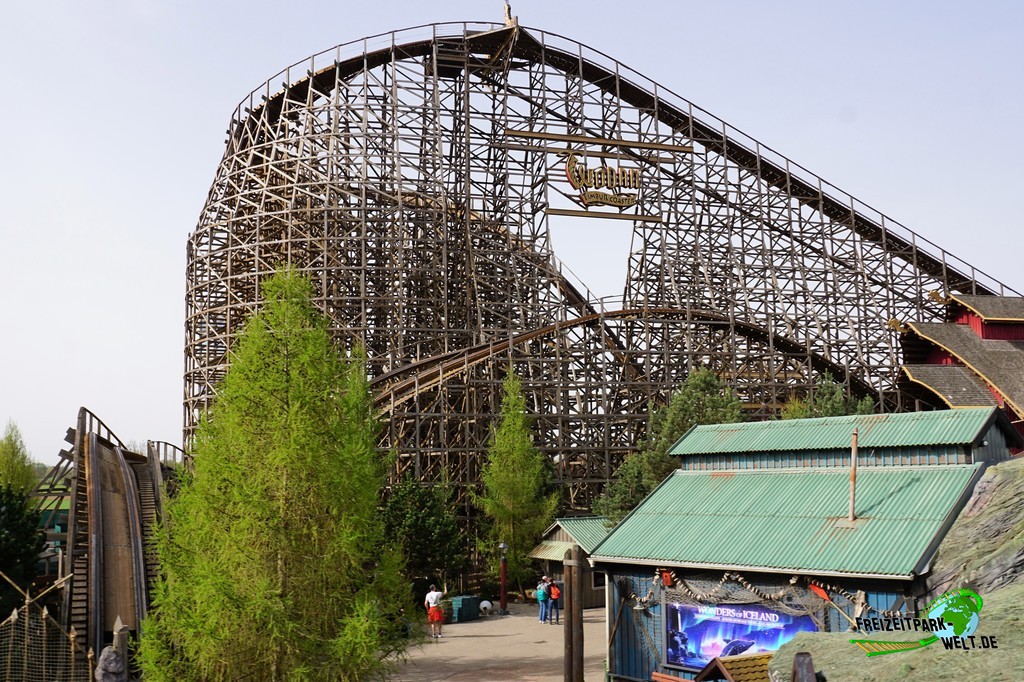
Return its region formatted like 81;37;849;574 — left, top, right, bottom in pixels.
393;605;607;681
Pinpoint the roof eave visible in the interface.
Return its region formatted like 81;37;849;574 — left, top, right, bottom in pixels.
587;555;914;581
906;322;1024;422
949;294;1024;323
913;463;989;576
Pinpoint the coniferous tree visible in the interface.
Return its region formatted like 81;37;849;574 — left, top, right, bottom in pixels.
139;271;409;682
781;371;875;419
475;370;557;593
595;368;742;524
381;475;467;589
0;421;36;491
0;484;44;614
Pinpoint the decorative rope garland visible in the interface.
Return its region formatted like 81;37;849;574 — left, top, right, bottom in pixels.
625;569;904;622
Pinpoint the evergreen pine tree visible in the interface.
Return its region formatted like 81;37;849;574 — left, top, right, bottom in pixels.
781;371;876;419
0;484;44;614
381;475;467;589
595;368;742;524
475;370;557;593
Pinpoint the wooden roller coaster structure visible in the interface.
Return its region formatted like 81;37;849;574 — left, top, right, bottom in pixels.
185;21;1019;513
32;407;184;672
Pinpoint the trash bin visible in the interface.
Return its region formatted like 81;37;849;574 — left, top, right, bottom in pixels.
450;595;480;622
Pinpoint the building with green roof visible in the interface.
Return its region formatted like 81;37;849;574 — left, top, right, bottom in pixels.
669;407;1021;471
592;465;987;680
592;408;1021;680
528;516;610;608
592;465;981;579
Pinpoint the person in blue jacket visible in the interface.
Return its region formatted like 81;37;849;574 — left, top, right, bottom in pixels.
536;576;550;623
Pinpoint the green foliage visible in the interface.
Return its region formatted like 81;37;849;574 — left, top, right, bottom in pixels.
592;453;648;525
381;475;467;588
853;395;876;415
0;484;45;613
781;371;876;419
0;421;37;491
595;368;742;524
139;270;410;682
474;370;558;591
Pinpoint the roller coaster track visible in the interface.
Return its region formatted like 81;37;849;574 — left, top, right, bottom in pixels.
372;306;875;411
33;408;181;668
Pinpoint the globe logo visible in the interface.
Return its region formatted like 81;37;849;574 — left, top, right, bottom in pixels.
850;588;985;656
926;589;982;640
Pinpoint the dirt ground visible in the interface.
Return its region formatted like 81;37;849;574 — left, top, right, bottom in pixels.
393;604;607;681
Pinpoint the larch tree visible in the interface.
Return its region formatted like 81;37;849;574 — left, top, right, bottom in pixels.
595;367;742;524
475;369;557;594
139;270;410;682
0;421;37;491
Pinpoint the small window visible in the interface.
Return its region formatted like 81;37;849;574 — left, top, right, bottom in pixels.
592;570;606;589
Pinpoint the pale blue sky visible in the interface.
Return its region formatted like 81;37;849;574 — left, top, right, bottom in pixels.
2;1;1021;464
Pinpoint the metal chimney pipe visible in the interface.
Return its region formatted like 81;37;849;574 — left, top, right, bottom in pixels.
848;428;859;521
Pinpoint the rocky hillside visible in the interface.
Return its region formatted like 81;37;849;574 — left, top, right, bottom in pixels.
926;456;1024;598
769;457;1024;681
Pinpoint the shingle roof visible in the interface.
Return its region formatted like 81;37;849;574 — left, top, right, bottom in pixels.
669;407;1002;456
907;322;1024;417
590;465;982;578
950;294;1024;322
694;652;774;682
902;365;998;408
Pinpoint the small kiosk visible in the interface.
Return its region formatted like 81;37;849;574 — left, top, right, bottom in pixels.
528;516;610;609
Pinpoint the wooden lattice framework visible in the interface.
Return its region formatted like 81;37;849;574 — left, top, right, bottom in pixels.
184;22;1018;510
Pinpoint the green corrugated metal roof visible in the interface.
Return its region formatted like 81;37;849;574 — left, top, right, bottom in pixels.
556;516;611;553
528;540;576;561
590;465;981;578
669;408;1000;456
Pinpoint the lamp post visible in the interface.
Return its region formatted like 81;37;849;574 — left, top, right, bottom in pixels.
498;541;509;615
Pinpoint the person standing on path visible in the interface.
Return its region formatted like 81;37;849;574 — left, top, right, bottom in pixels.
536;576;550;623
425;584;445;639
548;581;561;624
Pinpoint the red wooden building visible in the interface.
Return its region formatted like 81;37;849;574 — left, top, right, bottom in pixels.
900;294;1024;446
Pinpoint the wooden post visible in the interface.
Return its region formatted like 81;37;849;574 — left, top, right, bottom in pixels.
41;606;49;681
5;608;15;682
69;626;78;680
791;651;817;681
564;545;584;682
848;428;859;521
113;615;128;666
563;549;573;682
23;594;29;681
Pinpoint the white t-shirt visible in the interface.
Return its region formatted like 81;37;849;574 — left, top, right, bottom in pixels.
425;590;443;608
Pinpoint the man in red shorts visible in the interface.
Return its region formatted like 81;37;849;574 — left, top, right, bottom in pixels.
424;584;445;638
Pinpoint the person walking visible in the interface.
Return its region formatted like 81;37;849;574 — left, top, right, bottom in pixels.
548;581;561;624
536;576;550;623
425;584;445;639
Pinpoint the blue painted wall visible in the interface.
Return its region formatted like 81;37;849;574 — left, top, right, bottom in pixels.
605;565;908;681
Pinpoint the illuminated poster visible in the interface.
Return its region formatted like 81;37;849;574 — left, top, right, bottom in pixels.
665;602;818;669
